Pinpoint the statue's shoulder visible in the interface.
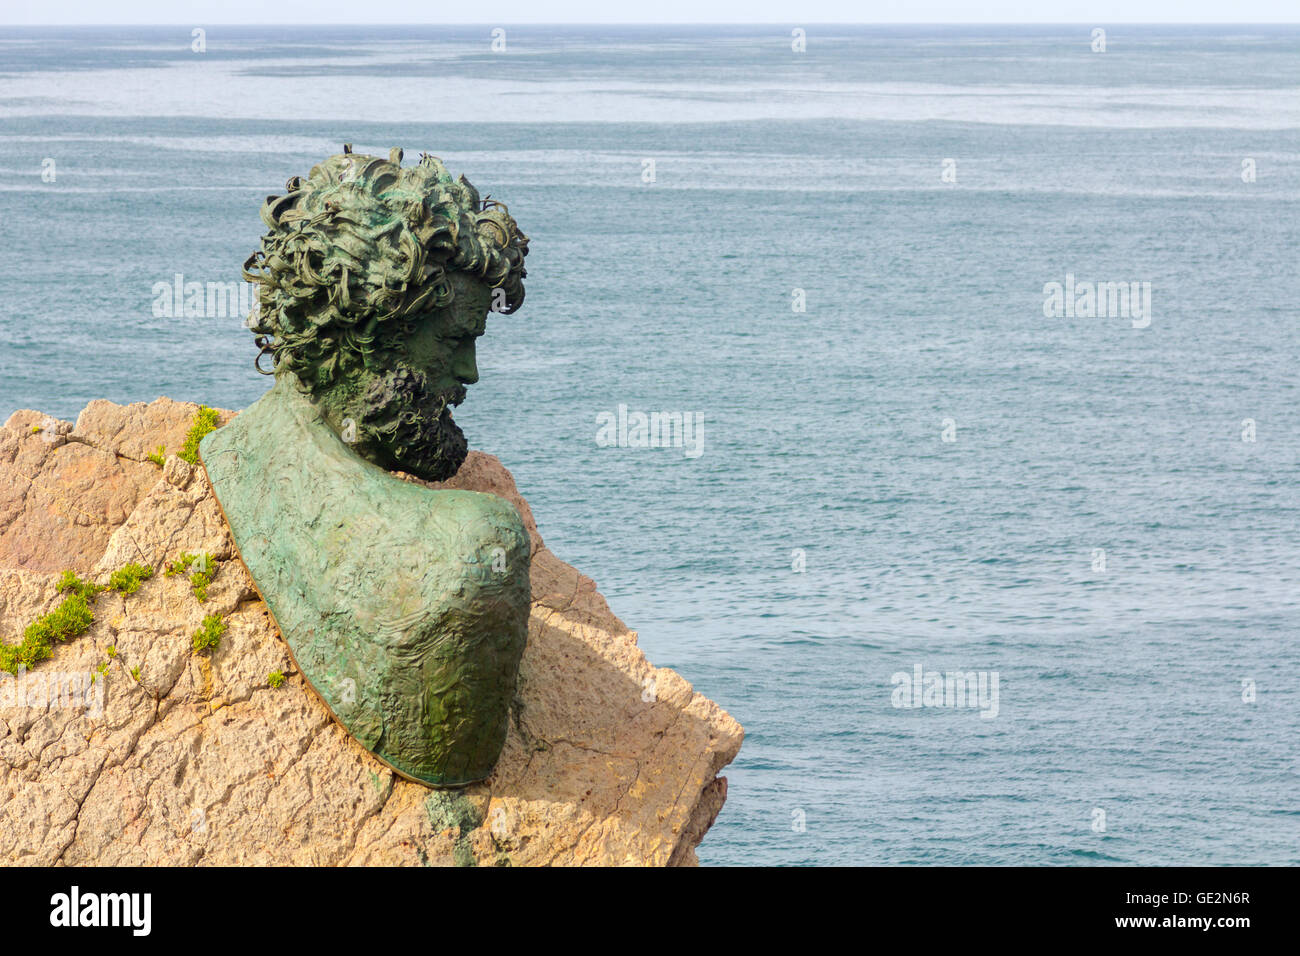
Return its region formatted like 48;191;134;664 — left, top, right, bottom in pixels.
197;387;290;487
374;482;530;586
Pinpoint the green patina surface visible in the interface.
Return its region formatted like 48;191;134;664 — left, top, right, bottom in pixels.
201;381;529;786
201;147;532;788
425;791;485;866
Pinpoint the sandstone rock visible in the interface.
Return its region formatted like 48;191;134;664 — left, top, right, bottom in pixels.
70;398;235;466
0;410;156;574
0;399;742;866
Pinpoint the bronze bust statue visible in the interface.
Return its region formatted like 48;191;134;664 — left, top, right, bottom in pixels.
201;146;532;787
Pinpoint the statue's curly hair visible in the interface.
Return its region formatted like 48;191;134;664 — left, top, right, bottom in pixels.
242;146;528;390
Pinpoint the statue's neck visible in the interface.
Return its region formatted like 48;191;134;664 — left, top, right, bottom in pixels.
266;376;329;429
259;377;375;472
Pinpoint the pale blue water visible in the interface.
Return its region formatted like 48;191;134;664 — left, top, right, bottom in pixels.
1;25;1297;865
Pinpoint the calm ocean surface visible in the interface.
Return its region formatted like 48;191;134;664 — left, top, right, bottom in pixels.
1;24;1297;865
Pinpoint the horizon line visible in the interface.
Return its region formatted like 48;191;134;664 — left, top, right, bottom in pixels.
4;21;1300;27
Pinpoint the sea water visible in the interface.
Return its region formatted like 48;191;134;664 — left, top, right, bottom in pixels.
1;24;1297;864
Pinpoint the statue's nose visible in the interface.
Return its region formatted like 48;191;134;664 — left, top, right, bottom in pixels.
452;343;479;385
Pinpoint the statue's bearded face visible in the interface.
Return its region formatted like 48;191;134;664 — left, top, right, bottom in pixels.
244;149;527;482
404;273;490;402
319;273;492;483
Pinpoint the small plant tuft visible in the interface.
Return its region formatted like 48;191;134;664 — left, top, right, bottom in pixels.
192;614;225;653
190;565;214;602
268;670;286;689
179;406;220;464
57;570;102;601
0;593;94;674
106;562;154;595
167;552;217;601
164;552;196;577
146;445;166;468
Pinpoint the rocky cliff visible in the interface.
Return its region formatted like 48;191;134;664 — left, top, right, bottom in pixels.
0;398;741;865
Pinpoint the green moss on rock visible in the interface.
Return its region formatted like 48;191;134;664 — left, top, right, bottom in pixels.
179;406;221;464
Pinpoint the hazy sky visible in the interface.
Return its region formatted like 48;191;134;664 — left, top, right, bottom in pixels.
2;1;1297;25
